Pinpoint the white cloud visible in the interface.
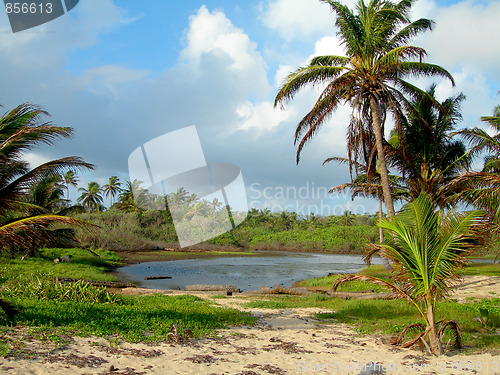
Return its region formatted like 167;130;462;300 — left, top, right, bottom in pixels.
260;0;334;41
436;68;497;126
22;152;52;169
236;101;293;131
312;35;346;58
422;0;500;80
182;6;266;72
0;0;125;69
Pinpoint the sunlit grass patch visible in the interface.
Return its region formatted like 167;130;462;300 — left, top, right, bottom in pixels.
294;265;390;292
460;263;500;276
1;294;256;343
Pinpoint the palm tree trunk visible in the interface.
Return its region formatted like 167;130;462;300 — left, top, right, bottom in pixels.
369;96;395;217
378;195;384;243
426;299;443;355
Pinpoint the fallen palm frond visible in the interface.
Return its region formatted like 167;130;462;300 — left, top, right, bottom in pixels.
438;319;462;350
0;214;96;253
390;323;425;346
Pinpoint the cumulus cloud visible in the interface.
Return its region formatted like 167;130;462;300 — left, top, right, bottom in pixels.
180;5;269;95
417;0;500;81
236;101;293;131
260;0;333;41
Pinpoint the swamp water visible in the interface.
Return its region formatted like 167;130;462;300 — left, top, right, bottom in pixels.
116;252;383;291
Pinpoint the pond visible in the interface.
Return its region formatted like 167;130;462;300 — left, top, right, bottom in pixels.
116;252;383;291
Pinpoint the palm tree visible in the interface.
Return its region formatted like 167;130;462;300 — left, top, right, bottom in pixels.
333;194;483;355
28;174;66;212
116;179;148;212
78;181;103;213
102;176;122;208
167;187;190;208
62;170;78;202
340;210;354;226
454;101;500;215
387;85;470;208
274;0;454;218
208;197;223;212
0;104;94;217
0;103;93;318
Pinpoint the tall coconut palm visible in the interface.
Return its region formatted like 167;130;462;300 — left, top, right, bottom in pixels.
333;194;483;355
274;0;454;218
62;170;78;202
78;181;103;213
102;176;122;208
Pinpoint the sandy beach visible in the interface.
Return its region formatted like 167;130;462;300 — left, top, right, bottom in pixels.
1;276;499;375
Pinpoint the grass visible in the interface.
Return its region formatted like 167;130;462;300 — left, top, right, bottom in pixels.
242;295;500;353
0;248;122;287
1;248;498;356
460;262;500;276
0;247;256;350
1;294;255;343
261;263;500;353
294;265;390;292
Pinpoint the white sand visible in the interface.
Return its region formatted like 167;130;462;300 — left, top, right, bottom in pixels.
1;276;499;375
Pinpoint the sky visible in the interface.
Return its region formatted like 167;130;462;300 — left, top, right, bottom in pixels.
0;0;499;216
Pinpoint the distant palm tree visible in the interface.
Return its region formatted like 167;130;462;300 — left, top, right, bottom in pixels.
340;210;354;226
62;170;78;202
28;174;66;212
78;181;103;213
334;194;483;355
168;187;190;207
116;179;147;212
102;176;122;208
208;197;223;212
274;0;454;218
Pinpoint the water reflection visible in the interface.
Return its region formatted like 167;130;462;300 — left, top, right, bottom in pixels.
116;252;383;291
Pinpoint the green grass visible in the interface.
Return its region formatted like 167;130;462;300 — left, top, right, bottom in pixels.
0;248;122;287
460;263;500;276
0;248;256;349
294;265;390;292
258;263;500;353
243;295;500;352
1;294;255;343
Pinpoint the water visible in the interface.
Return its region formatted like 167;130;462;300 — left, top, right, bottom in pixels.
116;252;383;291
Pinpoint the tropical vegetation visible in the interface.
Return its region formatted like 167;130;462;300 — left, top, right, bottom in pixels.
333;194;483;355
274;0;455;218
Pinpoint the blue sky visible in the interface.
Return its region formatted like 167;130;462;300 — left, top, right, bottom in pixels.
0;0;499;216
